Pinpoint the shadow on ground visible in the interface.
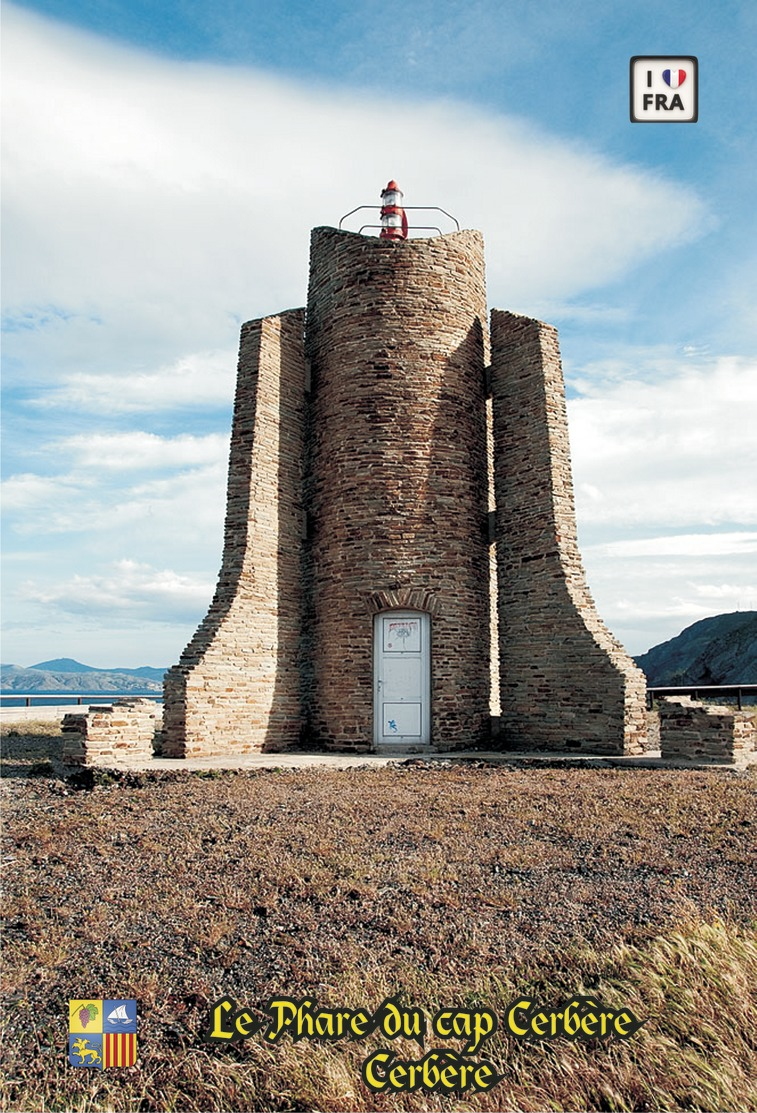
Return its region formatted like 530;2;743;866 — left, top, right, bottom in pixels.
0;724;65;779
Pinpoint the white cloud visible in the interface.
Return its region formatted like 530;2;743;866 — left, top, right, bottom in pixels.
1;447;227;550
564;352;757;652
586;532;757;559
1;473;94;514
2;2;710;392
579;539;757;655
20;559;214;622
34;351;237;413
51;431;230;471
1;4;745;668
569;354;757;529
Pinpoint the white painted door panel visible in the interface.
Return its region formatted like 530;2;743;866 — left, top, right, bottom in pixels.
374;611;430;745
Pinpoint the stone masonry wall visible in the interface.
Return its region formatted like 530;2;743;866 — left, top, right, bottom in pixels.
303;228;491;749
162;229;653;759
162;310;306;756
659;696;756;762
62;699;158;766
490;311;647;754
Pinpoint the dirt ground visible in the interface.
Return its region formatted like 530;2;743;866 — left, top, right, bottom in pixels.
2;723;756;1112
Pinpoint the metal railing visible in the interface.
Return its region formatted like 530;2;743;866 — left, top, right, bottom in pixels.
1;693;163;709
338;205;461;236
3;686;754;713
646;684;757;711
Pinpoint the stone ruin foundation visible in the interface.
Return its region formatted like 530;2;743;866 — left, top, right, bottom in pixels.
658;696;756;764
62;699;159;767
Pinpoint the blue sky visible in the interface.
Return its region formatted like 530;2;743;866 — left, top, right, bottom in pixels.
2;0;756;668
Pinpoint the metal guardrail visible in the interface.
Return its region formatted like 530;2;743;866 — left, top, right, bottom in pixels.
3;686;754;712
354;224;447;237
338;205;461;235
1;693;163;708
646;684;757;711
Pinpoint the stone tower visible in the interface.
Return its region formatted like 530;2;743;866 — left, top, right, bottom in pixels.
162;223;647;758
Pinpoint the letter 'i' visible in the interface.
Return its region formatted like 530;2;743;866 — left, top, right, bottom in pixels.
647;71;652;87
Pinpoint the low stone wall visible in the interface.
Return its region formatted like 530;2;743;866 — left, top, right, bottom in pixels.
658;696;756;763
61;699;160;766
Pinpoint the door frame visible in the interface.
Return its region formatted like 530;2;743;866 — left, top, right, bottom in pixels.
373;609;431;747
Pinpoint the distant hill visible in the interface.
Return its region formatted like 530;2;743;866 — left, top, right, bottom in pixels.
31;657;102;674
29;658;166;682
1;660;167;695
635;612;757;687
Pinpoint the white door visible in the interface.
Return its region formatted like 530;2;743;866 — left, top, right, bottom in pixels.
374;611;430;746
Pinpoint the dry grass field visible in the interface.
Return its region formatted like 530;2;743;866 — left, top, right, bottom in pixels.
1;721;756;1112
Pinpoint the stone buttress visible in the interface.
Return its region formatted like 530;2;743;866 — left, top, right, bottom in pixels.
490;311;647;754
162;311;306;756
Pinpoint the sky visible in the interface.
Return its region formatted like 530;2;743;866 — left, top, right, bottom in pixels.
2;0;756;669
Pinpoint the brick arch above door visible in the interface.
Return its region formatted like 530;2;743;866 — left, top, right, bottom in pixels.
363;586;443;616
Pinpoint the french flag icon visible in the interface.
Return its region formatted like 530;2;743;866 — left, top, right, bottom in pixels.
663;68;687;88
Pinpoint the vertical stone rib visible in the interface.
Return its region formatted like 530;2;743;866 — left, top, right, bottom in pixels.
162;309;306;756
491;310;647;754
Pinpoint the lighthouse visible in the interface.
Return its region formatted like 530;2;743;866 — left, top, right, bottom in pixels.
162;186;647;758
379;180;409;240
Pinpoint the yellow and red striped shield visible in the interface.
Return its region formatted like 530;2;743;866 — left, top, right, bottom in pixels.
103;1032;137;1067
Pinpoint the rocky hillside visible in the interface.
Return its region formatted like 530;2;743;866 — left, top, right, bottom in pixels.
1;659;166;695
634;612;757;687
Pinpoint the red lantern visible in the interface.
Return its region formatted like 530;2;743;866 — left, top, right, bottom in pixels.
380;180;409;240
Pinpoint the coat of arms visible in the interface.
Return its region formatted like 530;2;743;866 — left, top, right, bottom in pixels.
68;999;138;1068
